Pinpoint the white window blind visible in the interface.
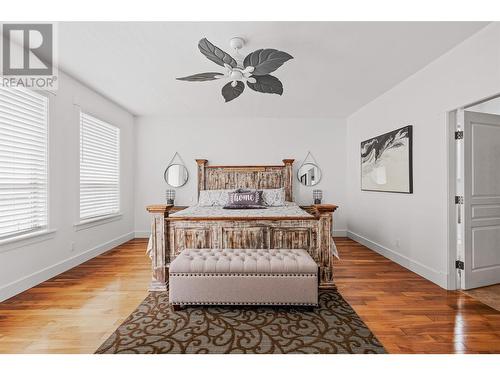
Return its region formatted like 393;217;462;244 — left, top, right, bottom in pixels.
0;88;48;240
80;112;120;221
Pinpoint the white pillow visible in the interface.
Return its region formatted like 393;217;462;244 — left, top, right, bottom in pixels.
262;188;286;207
198;189;232;206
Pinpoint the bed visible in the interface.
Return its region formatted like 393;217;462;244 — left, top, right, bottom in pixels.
146;159;337;290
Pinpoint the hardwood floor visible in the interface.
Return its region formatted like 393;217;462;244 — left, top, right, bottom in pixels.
0;239;150;353
334;238;500;354
0;237;499;353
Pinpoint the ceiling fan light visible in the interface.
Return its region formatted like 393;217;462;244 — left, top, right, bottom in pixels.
230;70;244;80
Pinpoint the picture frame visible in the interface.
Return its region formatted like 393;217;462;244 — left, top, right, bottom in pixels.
360;125;413;193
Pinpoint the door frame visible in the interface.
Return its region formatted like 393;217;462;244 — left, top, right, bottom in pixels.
447;92;500;290
447;109;458;290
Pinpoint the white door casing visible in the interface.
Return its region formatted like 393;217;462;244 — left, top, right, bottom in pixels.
463;111;500;289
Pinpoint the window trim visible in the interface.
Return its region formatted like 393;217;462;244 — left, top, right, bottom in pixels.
74;212;122;231
0;229;56;253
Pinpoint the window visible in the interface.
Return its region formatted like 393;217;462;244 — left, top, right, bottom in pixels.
0;88;48;240
79;112;120;221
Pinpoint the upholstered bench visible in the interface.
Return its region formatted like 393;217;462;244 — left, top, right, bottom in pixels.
169;248;318;309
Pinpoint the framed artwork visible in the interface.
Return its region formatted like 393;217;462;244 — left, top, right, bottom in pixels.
361;125;413;193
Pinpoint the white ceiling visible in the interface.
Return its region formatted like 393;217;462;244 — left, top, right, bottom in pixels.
58;22;488;117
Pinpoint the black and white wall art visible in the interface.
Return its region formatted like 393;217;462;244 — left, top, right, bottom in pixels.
361;125;413;193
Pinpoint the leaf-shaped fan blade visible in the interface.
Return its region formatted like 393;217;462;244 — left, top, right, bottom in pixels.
176;72;224;81
198;38;237;68
246;75;283;95
243;49;293;76
221;81;245;102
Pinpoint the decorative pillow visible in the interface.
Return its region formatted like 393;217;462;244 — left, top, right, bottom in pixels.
198;189;232;206
262;188;286;206
224;190;266;209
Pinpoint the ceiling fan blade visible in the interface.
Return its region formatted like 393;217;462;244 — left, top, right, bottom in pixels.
246;74;283;95
176;72;225;81
221;81;245;102
198;38;237;68
243;49;293;76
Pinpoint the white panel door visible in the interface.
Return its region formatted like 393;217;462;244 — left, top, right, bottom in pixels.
464;111;500;289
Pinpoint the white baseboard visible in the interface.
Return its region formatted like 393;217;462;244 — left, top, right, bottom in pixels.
134;231;150;238
0;232;135;302
347;230;448;289
333;229;347;237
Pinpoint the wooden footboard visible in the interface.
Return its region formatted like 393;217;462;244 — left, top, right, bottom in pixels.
146;204;337;290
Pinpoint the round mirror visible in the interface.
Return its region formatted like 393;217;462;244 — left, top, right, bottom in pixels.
297;163;322;186
164;164;189;187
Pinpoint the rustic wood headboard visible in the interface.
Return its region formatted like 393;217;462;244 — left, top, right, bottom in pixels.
195;159;294;202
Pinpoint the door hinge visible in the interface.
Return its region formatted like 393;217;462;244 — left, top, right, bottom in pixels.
455;260;465;270
455;196;464;204
455;130;464;140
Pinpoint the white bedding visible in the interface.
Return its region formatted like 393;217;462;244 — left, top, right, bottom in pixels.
170;201;312;218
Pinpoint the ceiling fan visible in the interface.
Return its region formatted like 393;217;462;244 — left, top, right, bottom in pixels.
177;37;293;102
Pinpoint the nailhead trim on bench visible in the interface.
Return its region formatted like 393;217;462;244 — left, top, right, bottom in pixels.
169;273;317;277
170;301;318;306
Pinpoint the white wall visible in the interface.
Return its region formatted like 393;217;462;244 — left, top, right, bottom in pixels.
346;23;500;289
134;117;347;236
0;71;135;302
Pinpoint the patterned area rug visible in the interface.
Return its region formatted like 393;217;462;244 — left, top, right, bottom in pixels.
96;289;385;354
